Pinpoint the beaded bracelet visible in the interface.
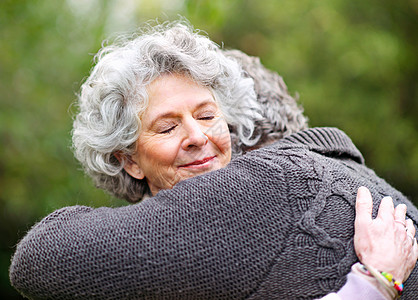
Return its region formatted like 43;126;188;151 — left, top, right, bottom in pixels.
360;263;403;298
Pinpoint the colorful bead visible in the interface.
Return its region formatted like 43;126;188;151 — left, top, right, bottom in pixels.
379;270;402;296
382;271;393;282
361;264;403;297
394;281;403;294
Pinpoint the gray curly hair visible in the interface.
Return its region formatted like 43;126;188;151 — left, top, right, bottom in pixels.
224;49;308;152
72;21;263;202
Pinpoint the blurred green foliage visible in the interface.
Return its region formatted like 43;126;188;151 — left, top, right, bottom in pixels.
1;0;417;298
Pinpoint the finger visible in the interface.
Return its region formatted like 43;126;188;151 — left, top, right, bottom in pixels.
404;220;416;253
413;237;418;262
394;204;407;224
377;196;394;220
355;187;373;226
406;219;416;238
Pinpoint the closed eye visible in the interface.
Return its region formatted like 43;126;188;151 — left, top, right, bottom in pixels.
160;125;177;134
198;115;215;121
199;116;214;120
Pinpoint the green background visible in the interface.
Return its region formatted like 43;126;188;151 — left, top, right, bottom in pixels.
1;0;417;298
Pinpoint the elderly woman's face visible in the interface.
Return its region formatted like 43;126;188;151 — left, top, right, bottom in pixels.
124;74;231;195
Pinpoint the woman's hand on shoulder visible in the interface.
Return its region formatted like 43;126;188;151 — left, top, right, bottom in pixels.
354;186;418;282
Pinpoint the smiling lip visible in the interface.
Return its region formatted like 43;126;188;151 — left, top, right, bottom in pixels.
178;156;216;168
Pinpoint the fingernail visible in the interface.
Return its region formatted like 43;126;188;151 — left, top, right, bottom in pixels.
357;186;370;199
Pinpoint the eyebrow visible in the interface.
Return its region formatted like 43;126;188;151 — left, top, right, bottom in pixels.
148;99;217;129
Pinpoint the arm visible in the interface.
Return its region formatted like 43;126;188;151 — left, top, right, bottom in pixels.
9;163;295;299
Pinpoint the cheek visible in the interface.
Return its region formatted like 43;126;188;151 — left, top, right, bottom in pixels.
208;120;231;155
150;143;179;166
219;129;231;155
139;136;180;167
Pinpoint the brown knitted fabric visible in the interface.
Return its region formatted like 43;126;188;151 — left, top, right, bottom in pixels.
10;128;418;299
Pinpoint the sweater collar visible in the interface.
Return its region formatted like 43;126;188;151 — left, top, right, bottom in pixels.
278;127;365;164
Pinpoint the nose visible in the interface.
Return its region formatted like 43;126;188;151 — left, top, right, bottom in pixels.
181;119;208;150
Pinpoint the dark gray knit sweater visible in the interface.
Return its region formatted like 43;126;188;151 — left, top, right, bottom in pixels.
10;128;418;299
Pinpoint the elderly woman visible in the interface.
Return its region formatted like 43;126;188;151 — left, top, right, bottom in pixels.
10;21;418;299
73;23;259;201
72;23;308;202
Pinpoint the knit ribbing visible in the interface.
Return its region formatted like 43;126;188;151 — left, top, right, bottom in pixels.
280;127;365;164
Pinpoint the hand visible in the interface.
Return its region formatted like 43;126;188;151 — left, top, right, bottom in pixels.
354;186;418;282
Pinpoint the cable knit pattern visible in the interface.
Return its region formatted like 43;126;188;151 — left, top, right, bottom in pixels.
9;128;418;299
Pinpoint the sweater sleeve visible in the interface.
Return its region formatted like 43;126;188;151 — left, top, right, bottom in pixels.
320;273;387;300
9;157;295;299
336;272;388;300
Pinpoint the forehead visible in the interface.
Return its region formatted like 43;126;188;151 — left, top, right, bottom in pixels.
147;74;212;103
143;74;216;117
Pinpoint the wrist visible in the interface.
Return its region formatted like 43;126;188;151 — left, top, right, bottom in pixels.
352;262;403;299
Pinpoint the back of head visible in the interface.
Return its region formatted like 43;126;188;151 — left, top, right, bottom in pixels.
223;49;308;152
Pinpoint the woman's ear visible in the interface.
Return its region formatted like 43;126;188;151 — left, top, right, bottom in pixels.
113;152;145;180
